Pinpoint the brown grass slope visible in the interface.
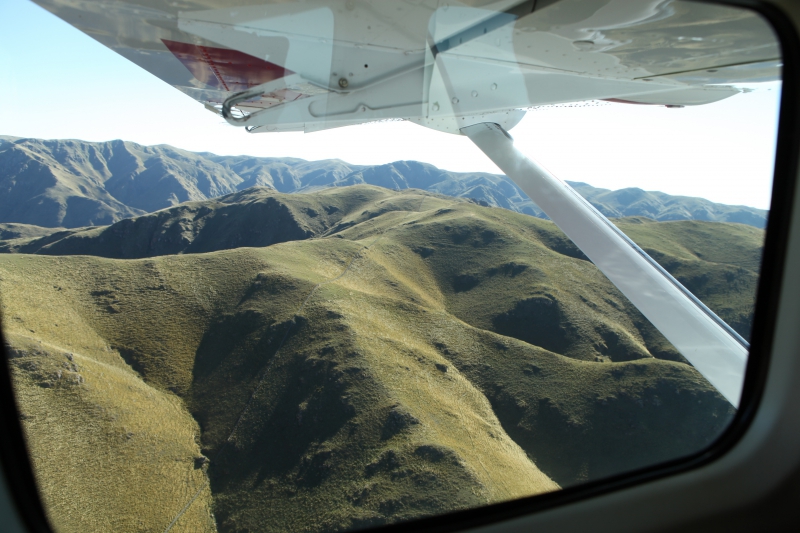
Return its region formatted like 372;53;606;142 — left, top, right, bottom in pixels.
0;223;65;241
0;186;754;532
1;217;555;532
1;257;215;533
0;225;86;255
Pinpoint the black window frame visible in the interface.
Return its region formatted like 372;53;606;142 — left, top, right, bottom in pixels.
1;0;798;531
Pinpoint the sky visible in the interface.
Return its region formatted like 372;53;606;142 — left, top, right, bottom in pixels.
0;0;781;209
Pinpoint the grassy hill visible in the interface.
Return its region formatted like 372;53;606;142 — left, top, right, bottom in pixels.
0;187;398;258
1;185;757;532
1;137;768;228
1;186;762;343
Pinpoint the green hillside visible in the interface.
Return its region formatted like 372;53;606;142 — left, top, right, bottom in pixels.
0;187;396;258
1;186;757;533
615;217;763;340
1;186;761;342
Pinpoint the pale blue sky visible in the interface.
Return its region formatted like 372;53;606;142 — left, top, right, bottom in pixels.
0;0;781;209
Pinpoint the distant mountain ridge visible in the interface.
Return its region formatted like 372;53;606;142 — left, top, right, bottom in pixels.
0;136;768;228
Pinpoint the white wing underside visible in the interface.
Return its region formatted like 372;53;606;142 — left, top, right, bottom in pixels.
33;0;780;133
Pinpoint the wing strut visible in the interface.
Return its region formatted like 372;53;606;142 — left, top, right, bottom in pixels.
462;122;748;407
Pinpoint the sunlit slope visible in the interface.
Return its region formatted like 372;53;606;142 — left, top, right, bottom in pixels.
0;187;752;531
0;223;64;241
0;185;762;342
1;258;215;533
0;186;413;257
1;210;557;531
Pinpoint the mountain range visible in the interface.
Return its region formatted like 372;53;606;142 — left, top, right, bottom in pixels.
0;136;768;229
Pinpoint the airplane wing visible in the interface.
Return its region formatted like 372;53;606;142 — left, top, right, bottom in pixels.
32;0;779;133
31;0;779;405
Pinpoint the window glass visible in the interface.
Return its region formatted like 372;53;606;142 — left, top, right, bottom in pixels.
0;1;779;532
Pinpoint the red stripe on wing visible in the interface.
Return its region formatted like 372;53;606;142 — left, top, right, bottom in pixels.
162;39;293;92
